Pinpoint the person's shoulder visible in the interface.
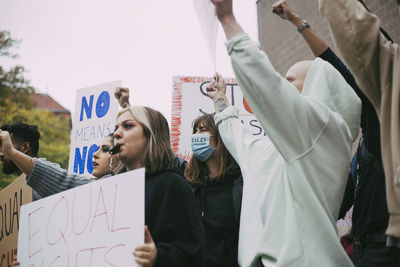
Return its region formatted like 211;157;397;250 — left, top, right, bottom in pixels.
149;169;187;185
166;170;188;183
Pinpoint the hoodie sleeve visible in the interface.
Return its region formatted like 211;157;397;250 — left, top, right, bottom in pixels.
225;33;330;161
215;107;275;173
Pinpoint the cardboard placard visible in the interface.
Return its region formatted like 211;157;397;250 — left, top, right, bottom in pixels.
0;174;33;266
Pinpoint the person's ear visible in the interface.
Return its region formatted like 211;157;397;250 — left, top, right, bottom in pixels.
19;141;31;155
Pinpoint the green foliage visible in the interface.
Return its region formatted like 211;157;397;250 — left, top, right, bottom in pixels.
0;31;20;58
0;31;34;108
0;31;71;190
0;65;35;107
0;104;71;189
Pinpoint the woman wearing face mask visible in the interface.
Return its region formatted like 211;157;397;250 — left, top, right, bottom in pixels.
185;114;242;267
2;106;206;267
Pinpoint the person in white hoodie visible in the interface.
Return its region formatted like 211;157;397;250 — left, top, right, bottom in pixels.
206;1;362;266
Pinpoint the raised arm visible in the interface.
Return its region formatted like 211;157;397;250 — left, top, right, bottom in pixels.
0;129;91;197
206;74;276;172
210;0;244;40
272;0;328;57
272;0;370;128
211;2;332;161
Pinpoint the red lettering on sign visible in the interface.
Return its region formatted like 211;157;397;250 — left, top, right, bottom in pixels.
111;185;130;233
46;197;69;246
28;207;43;258
79;247;106;267
71;189;92;236
104;244;125;267
90;187;110;232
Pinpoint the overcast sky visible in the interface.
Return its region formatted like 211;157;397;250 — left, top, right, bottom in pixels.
0;0;259;121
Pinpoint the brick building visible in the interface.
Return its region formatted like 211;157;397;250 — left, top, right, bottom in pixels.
30;93;72;127
30;93;70;116
256;0;400;75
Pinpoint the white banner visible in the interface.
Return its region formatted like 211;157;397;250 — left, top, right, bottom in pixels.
68;81;121;177
171;76;267;161
18;168;145;267
192;0;219;71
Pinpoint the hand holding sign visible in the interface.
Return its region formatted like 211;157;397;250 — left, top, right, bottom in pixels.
193;0;219;71
206;73;226;100
134;226;157;267
207;73;230;113
11;252;20;267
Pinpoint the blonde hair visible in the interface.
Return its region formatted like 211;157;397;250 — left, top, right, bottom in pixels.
117;106;174;175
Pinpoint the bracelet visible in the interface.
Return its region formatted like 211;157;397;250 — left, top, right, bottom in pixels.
297;20;310;33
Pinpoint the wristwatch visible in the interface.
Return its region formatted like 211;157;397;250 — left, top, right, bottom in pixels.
297;20;310;33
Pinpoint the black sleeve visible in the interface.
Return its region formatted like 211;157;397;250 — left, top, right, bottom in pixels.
319;48;371;130
147;173;205;267
338;173;355;219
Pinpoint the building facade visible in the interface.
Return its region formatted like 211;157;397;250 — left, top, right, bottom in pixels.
257;0;400;75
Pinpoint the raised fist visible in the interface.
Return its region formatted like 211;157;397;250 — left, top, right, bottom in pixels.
272;0;297;22
114;87;131;108
206;73;226;100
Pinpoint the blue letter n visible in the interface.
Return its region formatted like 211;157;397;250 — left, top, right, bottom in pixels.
80;95;94;121
74;146;87;174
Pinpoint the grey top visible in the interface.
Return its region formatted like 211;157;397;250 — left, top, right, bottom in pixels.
26;158;111;198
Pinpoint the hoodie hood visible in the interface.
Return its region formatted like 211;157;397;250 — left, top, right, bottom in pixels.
302;58;361;141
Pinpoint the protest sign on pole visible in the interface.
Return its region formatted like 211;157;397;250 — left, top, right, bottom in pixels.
0;174;33;266
18;168;145;267
192;0;219;71
171;76;266;161
68;81;121;177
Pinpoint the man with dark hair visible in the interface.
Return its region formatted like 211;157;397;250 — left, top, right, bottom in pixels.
0;122;40;176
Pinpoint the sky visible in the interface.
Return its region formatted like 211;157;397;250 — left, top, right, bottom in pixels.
0;0;259;122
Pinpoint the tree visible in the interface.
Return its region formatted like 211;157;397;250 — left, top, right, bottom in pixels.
0;31;71;190
0;31;34;108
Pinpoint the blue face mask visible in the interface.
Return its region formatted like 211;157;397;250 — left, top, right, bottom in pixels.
191;133;215;161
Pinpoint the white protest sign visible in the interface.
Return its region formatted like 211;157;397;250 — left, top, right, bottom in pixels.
192;0;219;71
18;168;145;267
171;76;267;161
68;81;121;177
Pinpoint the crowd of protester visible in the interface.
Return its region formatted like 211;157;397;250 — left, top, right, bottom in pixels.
0;0;399;266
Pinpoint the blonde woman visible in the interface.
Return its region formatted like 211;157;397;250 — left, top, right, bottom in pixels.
0;106;206;267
